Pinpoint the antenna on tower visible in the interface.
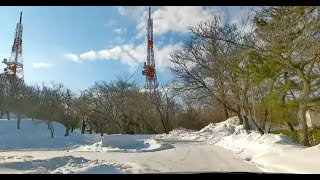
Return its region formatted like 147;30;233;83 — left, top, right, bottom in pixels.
1;12;24;82
142;6;159;95
19;12;22;24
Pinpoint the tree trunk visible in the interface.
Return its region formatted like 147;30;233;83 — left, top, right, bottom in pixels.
81;118;86;134
268;108;272;133
32;118;34;121
65;126;70;136
243;115;250;131
100;123;103;136
241;102;250;130
165;108;172;132
71;127;74;133
223;107;229;120
268;124;272;133
286;121;295;132
221;92;229;119
296;77;310;146
281;74;294;132
261;109;267;130
282;72;288;104
298;101;310;146
48;122;51;129
49;122;54;139
250;117;264;135
50;126;54;138
17;114;21;129
89;127;93;134
237;114;243;126
160;115;168;134
296;70;310;146
237;104;243;125
6;111;10;120
155;102;168;134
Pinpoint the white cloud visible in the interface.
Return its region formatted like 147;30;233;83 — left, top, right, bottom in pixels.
154;43;182;71
117;6;218;39
116;6;149;39
117;6;146;20
79;51;97;60
67;42;181;72
117;6;127;16
64;53;80;63
32;62;52;69
117;6;252;39
152;7;215;35
113;27;127;35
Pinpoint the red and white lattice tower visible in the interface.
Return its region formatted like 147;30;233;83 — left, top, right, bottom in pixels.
142;6;159;95
1;12;24;82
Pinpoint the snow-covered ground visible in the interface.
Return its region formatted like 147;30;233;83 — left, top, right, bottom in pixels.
0;116;318;174
156;117;320;174
0;155;127;174
0;118;170;152
0;118;89;150
74;135;174;153
0;118;174;173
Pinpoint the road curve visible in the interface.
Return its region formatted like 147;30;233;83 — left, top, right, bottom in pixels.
0;140;264;173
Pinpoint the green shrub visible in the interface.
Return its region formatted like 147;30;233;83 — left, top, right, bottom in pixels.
308;128;320;146
272;129;300;143
272;128;320;146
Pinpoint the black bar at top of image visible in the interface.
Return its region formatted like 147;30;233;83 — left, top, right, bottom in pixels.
0;0;318;6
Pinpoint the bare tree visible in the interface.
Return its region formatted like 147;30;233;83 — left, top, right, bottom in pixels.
170;17;254;130
150;86;179;134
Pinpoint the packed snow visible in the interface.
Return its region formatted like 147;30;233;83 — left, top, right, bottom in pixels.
0;118;175;173
0;118;89;150
74;135;174;153
0;119;172;152
156;116;239;143
0;156;126;174
156;117;320;174
0;116;319;174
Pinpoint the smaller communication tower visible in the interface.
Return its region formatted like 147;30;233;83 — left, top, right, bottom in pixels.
142;6;159;95
1;12;24;81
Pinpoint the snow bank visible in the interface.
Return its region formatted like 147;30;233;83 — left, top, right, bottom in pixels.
0;119;173;153
0;155;126;174
0;119;91;150
155;116;239;144
74;164;122;174
157;116;320;174
74;135;174;153
217;127;320;173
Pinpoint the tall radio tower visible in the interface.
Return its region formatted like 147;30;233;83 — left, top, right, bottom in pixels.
142;6;159;95
1;12;24;81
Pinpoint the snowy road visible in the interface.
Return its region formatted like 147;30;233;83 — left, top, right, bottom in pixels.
0;140;263;173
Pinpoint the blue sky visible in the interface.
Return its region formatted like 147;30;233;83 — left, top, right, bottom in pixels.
0;6;247;92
